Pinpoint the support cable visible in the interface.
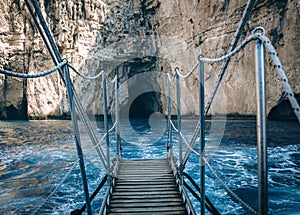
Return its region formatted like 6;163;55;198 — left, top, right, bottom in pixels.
70;175;108;215
205;0;257;115
183;172;221;215
203;157;258;214
32;159;80;215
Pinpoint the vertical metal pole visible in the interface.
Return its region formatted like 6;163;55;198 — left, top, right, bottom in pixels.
65;68;92;215
254;28;268;215
25;1;92;213
199;57;205;215
176;69;183;184
167;74;172;153
103;74;110;184
115;72;120;157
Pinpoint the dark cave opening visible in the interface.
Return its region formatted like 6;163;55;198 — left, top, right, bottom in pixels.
129;91;162;120
117;56;167;134
122;90;164;134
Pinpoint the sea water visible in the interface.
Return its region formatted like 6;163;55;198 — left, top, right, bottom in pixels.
0;119;299;214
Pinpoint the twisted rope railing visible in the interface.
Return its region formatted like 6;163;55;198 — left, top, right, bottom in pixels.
175;63;199;79
32;118;118;214
1;22;299;215
205;0;257;115
32;158;80;215
0;61;67;78
203;157;257;214
178;32;300;170
67;64;104;80
0;63;105;80
170;120;201;157
169;29;299;215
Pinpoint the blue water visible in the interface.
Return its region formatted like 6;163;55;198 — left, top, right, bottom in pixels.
0;119;299;214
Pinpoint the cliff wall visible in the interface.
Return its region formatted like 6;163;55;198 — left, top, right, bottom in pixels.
0;0;299;119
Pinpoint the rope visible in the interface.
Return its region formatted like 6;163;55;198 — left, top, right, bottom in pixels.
199;34;257;63
85;133;107;156
106;74;117;83
182;31;300;170
170;119;201;160
175;62;199;79
33;120;120;213
179;34;259;169
205;0;257;115
0;61;67;78
33;121;118;213
203;157;258;214
33;158;80;215
67;64;104;80
179;130;201;157
199;33;300;122
257;34;300;122
109;121;118;133
0;62;103;81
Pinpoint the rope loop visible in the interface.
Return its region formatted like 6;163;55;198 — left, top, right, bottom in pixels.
252;27;266;36
198;54;204;61
175;63;199;79
62;58;69;64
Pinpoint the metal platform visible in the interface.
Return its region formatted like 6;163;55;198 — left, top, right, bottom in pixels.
107;158;188;215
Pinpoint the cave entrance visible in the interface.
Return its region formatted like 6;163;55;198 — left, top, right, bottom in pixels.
118;57;167;148
129;91;162;119
128;91;163;134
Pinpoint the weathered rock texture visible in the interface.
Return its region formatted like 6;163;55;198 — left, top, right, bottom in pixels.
0;0;299;119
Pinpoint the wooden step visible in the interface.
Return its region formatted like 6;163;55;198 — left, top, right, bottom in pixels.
107;158;187;215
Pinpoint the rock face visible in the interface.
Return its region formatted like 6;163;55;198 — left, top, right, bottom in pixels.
0;0;299;119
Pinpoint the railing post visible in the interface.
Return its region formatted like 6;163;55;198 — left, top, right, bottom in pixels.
24;1;92;213
199;56;205;215
64;67;92;215
103;73;111;185
254;27;268;215
115;72;121;157
167;74;172;153
175;68;183;184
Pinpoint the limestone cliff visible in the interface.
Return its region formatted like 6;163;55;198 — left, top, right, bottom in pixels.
0;0;299;119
